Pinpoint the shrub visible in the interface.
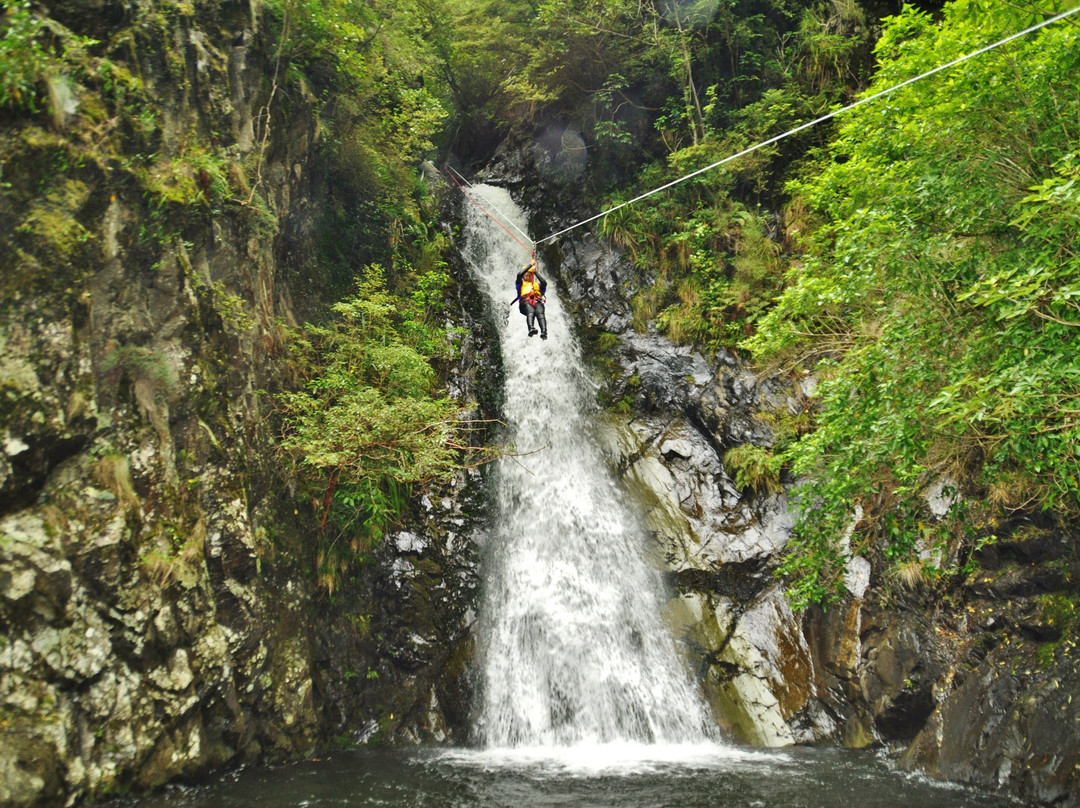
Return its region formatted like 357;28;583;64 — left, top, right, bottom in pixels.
276;265;476;592
723;443;782;495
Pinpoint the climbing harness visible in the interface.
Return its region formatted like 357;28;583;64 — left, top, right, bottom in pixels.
443;165;536;257
526;4;1080;246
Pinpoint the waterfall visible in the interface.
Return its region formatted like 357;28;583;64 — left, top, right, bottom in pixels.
462;185;713;749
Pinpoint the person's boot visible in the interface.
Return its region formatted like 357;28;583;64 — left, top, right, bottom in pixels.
528;328;537;337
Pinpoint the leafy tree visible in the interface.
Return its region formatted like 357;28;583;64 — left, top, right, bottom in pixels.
518;0;882;353
259;1;480;593
264;0;447;276
744;0;1080;607
276;265;479;592
424;0;535;154
0;0;50;111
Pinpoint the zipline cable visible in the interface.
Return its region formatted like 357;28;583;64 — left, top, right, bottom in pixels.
445;165;536;247
443;165;536;257
535;3;1080;246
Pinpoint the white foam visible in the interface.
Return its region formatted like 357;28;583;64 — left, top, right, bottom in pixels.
433;741;788;776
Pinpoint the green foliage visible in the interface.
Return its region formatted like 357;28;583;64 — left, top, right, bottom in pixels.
209;282;254;334
603;178;786;350
1039;592;1079;635
793;1;870;96
1035;592;1079;668
744;1;1080;606
267;0;447;165
425;0;534;142
92;56;155;140
276;265;465;592
144;148;231;208
0;0;48;111
558;0;883;354
723;443;782;495
0;1;97;114
262;0;451;284
249;1;486;598
102;345;178;393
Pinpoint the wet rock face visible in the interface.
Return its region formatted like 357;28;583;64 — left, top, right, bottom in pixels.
597;412;791;570
0;2;326;803
365;478;484;744
893;528;1080;806
903;646;1080;805
306;470;486;748
0;2;493;806
583;310;1080;801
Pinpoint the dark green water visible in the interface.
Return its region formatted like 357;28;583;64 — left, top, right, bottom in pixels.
118;744;1022;808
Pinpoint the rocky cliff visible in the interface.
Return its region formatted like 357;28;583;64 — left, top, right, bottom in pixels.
0;2;488;805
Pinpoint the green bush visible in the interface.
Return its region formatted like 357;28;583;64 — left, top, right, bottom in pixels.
0;1;96;115
0;1;49;111
724;443;782;495
276;266;471;592
744;1;1080;606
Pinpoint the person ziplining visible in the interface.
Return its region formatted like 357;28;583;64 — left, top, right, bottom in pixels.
439;165;553;342
511;257;548;340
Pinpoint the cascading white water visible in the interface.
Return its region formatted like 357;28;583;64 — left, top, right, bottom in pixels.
461;185;713;749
